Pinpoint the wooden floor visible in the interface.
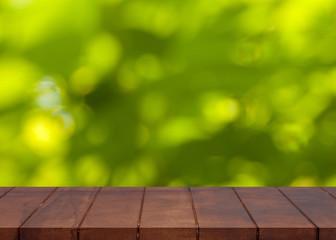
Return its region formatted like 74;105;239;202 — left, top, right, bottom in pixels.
0;187;336;240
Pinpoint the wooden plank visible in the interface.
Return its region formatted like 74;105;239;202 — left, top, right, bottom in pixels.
280;187;336;240
80;187;144;240
191;187;256;240
0;187;12;198
323;187;336;198
140;187;196;240
21;187;99;240
0;187;55;240
235;187;316;240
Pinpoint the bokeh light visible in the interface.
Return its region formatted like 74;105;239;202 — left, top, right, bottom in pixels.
1;0;336;186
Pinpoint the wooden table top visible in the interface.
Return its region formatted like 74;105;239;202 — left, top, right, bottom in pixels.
1;187;336;240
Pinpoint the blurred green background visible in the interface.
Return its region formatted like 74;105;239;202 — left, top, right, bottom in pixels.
1;0;336;186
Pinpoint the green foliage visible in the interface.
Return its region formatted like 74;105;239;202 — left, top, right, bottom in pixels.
1;0;336;186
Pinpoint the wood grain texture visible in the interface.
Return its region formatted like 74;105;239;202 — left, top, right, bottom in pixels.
0;187;12;198
323;187;336;219
140;187;196;240
21;187;99;240
236;187;316;240
0;187;55;240
280;187;336;240
80;187;144;240
323;187;336;198
0;187;335;240
191;187;256;240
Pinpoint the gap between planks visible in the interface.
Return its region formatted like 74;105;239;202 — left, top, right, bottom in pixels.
188;187;200;240
0;187;15;199
276;187;319;240
136;187;146;240
77;187;103;240
232;187;260;240
320;187;336;200
19;187;59;240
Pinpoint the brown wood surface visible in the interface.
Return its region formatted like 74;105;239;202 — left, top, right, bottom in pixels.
2;187;336;239
280;187;336;240
323;187;336;198
140;187;196;240
80;187;144;240
20;187;99;240
0;187;56;240
235;187;316;240
0;187;12;198
191;187;256;240
323;188;336;214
